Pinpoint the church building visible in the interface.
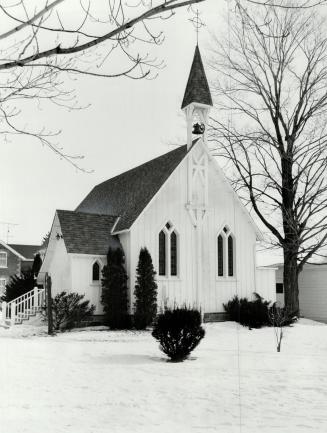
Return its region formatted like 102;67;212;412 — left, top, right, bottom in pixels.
39;46;276;319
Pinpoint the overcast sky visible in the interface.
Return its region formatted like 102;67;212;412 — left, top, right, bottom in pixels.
0;0;281;265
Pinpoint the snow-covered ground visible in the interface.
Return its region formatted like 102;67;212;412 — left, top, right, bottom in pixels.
1;319;327;433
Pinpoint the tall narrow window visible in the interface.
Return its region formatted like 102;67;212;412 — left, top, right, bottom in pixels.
217;235;224;276
92;262;100;281
228;235;234;276
217;226;235;277
170;231;177;276
158;222;178;277
159;230;166;276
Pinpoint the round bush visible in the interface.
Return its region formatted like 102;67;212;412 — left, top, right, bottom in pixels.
152;307;205;362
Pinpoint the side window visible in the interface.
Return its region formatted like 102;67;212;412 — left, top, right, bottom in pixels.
92;261;100;282
217;226;235;277
159;230;166;276
276;283;284;294
217;235;224;277
0;278;6;292
158;222;179;277
170;231;178;276
0;251;7;268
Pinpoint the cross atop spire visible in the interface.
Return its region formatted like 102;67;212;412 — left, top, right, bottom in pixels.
181;45;213;110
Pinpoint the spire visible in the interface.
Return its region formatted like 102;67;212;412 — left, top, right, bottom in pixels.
181;45;213;110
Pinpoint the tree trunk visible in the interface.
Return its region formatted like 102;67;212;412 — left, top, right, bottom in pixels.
283;251;299;317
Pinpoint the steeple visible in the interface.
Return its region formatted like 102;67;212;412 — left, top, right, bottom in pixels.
182;45;212;149
181;45;213;109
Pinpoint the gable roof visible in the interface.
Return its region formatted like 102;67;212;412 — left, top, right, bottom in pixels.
181;45;213;109
56;210;121;255
0;240;40;260
8;244;40;260
76;143;197;232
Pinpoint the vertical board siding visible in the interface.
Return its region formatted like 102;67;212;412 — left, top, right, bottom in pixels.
129;143;264;314
299;268;327;322
255;268;276;303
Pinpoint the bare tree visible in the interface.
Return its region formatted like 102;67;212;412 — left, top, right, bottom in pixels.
210;1;327;315
268;303;292;352
0;0;204;170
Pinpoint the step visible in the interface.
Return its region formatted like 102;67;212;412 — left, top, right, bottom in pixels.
203;312;228;323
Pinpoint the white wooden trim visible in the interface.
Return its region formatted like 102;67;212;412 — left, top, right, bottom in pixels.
0;240;26;260
110;216;121;234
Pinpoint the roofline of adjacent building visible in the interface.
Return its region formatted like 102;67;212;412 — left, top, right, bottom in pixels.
0;240;28;260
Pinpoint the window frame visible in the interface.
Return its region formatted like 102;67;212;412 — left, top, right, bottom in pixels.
158;221;179;279
276;283;284;294
0;278;6;292
0;251;7;268
90;259;102;285
216;225;236;279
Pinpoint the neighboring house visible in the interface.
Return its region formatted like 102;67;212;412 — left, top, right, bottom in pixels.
0;241;41;295
275;263;327;322
39;45;276;318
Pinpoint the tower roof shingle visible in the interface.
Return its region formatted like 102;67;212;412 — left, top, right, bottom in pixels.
181;45;213;109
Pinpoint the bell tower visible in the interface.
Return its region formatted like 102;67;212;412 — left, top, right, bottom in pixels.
181;45;213;312
181;45;213;150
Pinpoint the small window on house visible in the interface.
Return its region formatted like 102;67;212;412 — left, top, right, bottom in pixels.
159;230;166;276
0;251;7;268
170;231;177;276
276;283;284;294
92;262;100;282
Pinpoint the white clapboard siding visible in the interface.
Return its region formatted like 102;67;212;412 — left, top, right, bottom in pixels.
298;266;327;322
255;268;276;303
275;264;327;321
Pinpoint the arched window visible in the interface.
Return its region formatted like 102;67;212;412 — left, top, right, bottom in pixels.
158;222;178;277
92;261;100;281
217;235;224;277
170;231;177;276
159;230;166;276
217;226;235;277
228;235;234;277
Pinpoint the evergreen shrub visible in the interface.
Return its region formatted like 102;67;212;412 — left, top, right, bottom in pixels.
134;247;157;330
101;248;130;329
152;306;205;362
2;269;34;302
223;293;295;328
48;291;95;331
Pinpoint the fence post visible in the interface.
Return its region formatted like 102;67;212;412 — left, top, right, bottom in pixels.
33;286;38;309
45;274;53;335
11;302;16;325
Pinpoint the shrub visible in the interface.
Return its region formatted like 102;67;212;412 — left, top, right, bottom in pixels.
223;293;270;328
2;269;34;302
46;291;95;331
101;248;130;329
224;293;296;329
134;247;158;330
152;307;205;362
